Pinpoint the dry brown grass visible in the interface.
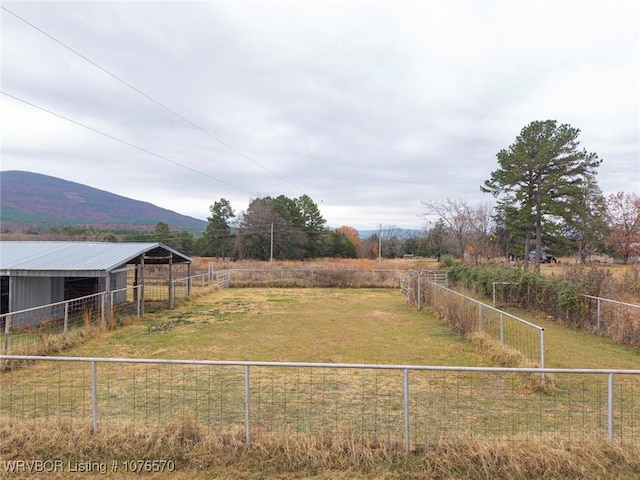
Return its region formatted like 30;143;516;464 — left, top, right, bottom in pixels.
1;417;638;479
6;325;104;359
467;332;556;394
196;256;439;273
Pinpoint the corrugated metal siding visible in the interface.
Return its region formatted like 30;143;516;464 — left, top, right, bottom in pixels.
12;277;53;311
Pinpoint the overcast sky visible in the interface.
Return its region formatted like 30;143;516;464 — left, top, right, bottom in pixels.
1;1;638;231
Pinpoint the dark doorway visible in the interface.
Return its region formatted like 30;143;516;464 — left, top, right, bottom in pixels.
64;277;99;300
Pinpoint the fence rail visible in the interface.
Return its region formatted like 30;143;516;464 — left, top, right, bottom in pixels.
402;271;545;368
581;294;640;335
0;286;143;356
1;355;639;451
1;272;218;356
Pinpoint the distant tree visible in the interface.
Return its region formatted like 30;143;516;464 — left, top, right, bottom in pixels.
423;219;450;259
359;233;380;259
296;194;327;257
482;120;601;272
605;192;640;263
235;197;279;260
422;198;475;258
235;194;327;260
466;201;496;265
153;222;172;244
174;231;195;255
335;226;361;254
204;198;235;258
324;230;358;258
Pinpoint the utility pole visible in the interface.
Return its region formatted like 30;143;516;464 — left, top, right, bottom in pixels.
378;224;382;262
270;223;274;262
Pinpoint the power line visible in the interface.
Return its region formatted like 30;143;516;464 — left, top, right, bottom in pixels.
1;91;257;196
1;4;301;192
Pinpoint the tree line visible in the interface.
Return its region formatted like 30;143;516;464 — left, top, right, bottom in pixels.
6;120;639;265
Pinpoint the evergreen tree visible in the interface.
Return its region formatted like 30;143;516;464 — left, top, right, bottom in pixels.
482;120;601;272
204;198;235;258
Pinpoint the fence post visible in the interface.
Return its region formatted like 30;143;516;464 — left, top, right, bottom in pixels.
100;293;106;328
478;303;483;333
499;312;504;346
245;365;251;443
540;329;545;370
596;298;601;332
92;361;98;433
3;315;10;355
110;291;115;328
403;368;410;454
607;372;614;441
63;303;69;335
493;282;497;308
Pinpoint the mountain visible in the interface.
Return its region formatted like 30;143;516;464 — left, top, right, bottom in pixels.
0;171;207;233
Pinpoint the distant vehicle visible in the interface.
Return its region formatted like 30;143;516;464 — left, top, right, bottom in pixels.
529;249;557;263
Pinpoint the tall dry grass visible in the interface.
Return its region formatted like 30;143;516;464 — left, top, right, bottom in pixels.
1;417;637;479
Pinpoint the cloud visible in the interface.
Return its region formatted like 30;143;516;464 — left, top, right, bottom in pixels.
1;1;638;230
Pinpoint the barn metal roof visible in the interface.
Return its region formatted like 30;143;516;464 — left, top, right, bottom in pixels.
0;241;191;276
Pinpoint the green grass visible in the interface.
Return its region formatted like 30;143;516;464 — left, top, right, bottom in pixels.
68;288;493;366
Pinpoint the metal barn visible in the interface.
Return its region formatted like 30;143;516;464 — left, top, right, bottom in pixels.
0;241;191;326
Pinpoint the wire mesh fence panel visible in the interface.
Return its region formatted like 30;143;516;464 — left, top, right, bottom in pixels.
402;273;544;367
2;357;639;446
0;361;93;423
249;366;405;443
582;295;640;341
1;287;144;356
96;363;246;428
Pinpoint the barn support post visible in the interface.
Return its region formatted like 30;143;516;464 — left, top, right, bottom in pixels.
140;257;145;317
168;255;174;309
187;263;192;297
103;273;112;329
133;265;139;309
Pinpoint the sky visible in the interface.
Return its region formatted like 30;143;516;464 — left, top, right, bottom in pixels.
1;1;638;231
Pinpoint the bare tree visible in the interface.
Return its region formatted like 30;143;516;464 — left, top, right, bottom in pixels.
422;199;475;258
423;199;496;263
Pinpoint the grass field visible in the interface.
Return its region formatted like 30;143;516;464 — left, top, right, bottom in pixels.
2;286;640;479
68;288;491;365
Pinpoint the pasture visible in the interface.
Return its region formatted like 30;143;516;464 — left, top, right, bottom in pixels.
68;288;489;365
2;285;640;479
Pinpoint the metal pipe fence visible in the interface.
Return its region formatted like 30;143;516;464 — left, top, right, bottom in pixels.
209;268;402;288
581;295;640;336
402;271;545;368
0;286;143;356
1;356;638;451
0;271;221;356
